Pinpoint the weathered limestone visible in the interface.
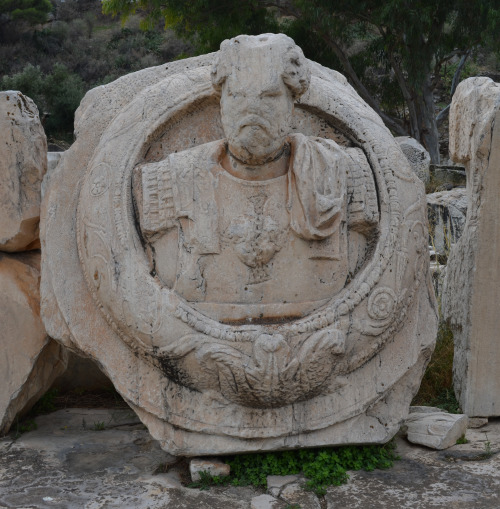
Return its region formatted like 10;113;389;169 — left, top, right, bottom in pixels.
251;495;283;509
427;188;467;257
442;77;500;417
0;91;47;252
396;136;431;184
0;252;67;435
41;34;437;455
189;458;230;482
405;408;468;450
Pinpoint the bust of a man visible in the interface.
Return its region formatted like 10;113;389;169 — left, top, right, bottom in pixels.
133;34;377;324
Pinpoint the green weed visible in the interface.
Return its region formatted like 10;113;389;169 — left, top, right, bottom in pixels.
456;435;468;445
187;470;231;491
93;421;106;431
187;441;399;495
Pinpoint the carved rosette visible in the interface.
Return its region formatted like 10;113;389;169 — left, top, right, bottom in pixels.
42;48;437;454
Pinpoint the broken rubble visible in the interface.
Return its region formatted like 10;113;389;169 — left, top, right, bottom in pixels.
405;410;468;450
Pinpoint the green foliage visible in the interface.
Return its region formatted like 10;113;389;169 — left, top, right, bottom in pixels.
0;0;53;26
483;441;493;458
456;435;468;445
102;0;500;160
0;1;191;140
93;421;106;431
188;443;399;496
188;470;231;491
1;63;85;139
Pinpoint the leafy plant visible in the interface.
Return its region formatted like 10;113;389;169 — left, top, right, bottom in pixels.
187;470;231;491
186;442;399;495
93;421;106;431
483;441;493;459
456;435;468;445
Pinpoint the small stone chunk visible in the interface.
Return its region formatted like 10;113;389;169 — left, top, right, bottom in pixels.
409;405;445;414
251;494;283;509
468;417;488;429
280;482;322;509
189;457;230;482
267;474;302;497
405;411;468;450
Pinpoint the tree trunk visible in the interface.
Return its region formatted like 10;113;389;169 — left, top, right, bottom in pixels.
410;78;440;164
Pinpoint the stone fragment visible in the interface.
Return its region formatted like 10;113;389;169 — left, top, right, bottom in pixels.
405;410;468;450
0;91;47;252
429;165;466;190
396;136;431;183
427;187;467;257
189;458;230;482
468;417;488;429
267;474;302;497
409;405;445;414
0;251;67;435
251;494;283;509
41;34;437;455
442;77;500;417
280;482;322;509
47;152;63;172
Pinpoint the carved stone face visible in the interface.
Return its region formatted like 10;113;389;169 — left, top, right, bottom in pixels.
220;67;293;165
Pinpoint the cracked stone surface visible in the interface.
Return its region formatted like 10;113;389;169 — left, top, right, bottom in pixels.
1;409;499;508
326;421;500;508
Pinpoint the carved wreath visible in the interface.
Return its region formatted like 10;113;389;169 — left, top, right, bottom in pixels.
76;65;427;408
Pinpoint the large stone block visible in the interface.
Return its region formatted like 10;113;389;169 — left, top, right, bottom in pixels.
41;34;437;455
0;91;47;252
0;251;67;435
442;77;500;417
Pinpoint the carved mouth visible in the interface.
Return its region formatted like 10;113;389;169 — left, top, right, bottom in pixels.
239;115;270;134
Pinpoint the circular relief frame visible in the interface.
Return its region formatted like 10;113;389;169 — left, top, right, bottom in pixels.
76;65;420;363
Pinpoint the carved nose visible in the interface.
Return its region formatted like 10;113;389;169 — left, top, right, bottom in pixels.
245;95;261;113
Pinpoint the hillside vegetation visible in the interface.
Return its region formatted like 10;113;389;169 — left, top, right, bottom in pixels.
0;0;191;142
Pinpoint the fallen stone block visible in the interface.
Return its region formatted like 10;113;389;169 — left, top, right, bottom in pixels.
0;251;66;435
0;91;47;252
405;409;468;450
442;77;500;417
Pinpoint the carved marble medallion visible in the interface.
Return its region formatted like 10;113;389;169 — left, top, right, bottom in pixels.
41;34;438;455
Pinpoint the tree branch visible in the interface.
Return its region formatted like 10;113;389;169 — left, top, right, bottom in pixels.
315;30;406;135
436;50;471;125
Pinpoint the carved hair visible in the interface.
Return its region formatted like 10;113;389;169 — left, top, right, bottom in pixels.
211;33;311;99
